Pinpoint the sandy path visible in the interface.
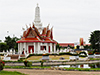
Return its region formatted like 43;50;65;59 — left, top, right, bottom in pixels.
4;69;100;75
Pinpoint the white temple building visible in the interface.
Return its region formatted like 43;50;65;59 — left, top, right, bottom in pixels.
16;4;57;54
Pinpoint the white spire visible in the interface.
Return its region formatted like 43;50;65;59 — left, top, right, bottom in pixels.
34;3;42;32
37;3;38;7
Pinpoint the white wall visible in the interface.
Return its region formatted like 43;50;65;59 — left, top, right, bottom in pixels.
18;42;56;54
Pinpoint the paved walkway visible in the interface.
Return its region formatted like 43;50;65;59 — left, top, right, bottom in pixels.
5;60;100;66
4;69;100;75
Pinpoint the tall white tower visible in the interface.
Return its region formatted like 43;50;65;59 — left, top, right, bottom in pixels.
34;4;42;32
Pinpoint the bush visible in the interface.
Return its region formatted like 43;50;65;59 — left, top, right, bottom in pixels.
40;61;44;67
49;53;58;55
88;51;94;55
59;52;78;56
79;52;87;57
24;61;32;67
95;52;100;54
18;58;25;62
0;60;5;71
89;63;95;68
42;53;49;56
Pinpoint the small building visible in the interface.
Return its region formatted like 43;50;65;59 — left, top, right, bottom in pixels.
59;43;74;48
16;4;57;54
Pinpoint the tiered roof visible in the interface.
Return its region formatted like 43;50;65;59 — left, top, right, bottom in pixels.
17;24;57;44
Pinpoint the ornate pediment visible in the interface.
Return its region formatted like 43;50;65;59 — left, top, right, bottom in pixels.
27;30;35;38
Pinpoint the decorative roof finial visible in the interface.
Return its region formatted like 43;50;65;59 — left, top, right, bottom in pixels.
29;24;31;27
47;23;50;30
48;23;50;26
26;24;28;29
37;3;38;7
22;27;25;30
32;22;35;28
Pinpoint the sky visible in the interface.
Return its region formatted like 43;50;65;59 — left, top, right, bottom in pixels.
0;0;100;44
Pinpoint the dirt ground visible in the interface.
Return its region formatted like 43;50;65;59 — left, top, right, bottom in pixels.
4;69;100;75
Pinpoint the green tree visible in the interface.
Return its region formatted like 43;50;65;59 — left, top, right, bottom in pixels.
56;43;62;50
84;45;92;49
76;45;79;49
12;37;20;51
68;45;74;49
56;43;59;50
0;42;9;52
89;30;100;52
4;36;20;51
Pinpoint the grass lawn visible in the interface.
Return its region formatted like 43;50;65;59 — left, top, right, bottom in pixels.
27;55;73;60
49;55;72;60
27;56;42;60
0;71;27;75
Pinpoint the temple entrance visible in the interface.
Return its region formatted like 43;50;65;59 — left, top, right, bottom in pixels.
28;46;34;53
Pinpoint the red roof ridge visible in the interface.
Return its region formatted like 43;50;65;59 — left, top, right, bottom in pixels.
42;27;47;35
46;30;51;37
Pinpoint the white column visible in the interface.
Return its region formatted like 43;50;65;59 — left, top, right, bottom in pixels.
37;42;39;54
46;43;48;53
18;43;20;54
20;43;22;54
24;43;26;54
40;43;42;54
24;43;26;50
50;43;52;54
38;43;40;54
35;43;38;54
33;43;35;54
27;44;29;54
54;44;56;54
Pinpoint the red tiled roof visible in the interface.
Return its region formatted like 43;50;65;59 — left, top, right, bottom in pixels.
16;37;41;43
59;43;74;47
84;44;91;46
17;25;56;44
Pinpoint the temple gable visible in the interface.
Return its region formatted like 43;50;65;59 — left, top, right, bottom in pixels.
27;30;35;38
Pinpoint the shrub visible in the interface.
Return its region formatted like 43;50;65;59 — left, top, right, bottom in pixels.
88;51;94;55
0;60;5;71
49;53;58;55
89;63;95;68
18;58;25;62
79;52;87;57
40;60;46;67
40;61;43;67
24;61;32;67
95;52;100;54
42;53;49;56
59;52;78;56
